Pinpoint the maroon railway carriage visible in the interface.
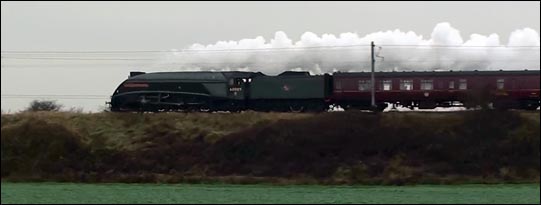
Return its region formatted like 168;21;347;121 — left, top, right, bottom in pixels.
331;70;540;110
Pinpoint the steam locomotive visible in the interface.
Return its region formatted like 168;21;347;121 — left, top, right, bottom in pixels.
109;70;540;112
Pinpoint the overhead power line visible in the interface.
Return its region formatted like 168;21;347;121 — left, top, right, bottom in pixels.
1;57;539;63
0;44;371;54
1;45;539;54
1;94;109;99
378;45;540;48
0;57;154;61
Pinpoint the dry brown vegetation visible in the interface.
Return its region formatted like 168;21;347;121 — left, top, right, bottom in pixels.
1;110;539;185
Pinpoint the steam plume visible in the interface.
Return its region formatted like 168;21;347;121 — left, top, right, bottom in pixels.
158;22;540;75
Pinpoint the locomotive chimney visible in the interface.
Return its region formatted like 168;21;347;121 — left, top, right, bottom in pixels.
130;71;146;77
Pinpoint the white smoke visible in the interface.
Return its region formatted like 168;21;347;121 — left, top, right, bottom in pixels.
156;22;540;75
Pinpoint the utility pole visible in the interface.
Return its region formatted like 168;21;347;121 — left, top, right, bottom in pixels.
370;41;376;109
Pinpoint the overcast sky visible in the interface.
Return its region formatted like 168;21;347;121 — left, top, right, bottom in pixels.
1;1;540;112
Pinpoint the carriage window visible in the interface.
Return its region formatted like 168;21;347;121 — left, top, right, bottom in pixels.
359;80;371;91
421;80;433;90
449;81;455;89
400;80;413;90
459;79;467;90
381;80;392;91
497;79;505;89
335;81;342;90
358;80;372;91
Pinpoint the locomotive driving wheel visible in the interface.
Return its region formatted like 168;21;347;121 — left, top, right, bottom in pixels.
289;104;305;113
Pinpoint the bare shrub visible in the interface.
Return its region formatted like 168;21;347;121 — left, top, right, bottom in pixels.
26;100;63;112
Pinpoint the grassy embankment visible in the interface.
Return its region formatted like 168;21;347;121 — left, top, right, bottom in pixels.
2;183;539;204
1;110;539;185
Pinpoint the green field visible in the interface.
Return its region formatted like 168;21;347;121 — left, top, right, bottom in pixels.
1;183;539;204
